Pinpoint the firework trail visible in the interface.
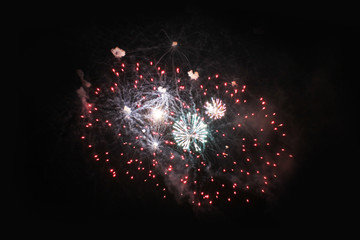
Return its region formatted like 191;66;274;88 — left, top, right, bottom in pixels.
76;35;294;210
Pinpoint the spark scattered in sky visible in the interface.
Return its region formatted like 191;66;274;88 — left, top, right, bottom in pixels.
77;37;294;210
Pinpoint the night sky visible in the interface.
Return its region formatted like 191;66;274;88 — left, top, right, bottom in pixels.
15;4;356;230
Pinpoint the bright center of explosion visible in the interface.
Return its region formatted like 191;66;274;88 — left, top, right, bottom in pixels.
151;108;165;122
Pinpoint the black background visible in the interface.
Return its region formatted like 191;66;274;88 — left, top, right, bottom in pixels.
14;2;357;231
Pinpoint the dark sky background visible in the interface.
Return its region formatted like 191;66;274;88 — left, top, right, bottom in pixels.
15;3;357;230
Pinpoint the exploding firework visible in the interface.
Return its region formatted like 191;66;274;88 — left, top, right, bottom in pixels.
173;112;208;152
77;34;294;209
205;98;226;120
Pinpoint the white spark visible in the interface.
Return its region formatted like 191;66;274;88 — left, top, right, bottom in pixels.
158;86;167;93
152;141;159;149
188;70;199;80
111;47;126;58
123;105;131;115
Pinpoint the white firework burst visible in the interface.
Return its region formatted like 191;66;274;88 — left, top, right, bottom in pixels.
204;98;226;120
172;112;208;152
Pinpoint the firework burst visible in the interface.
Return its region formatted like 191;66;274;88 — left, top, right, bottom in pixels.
77;33;294;209
205;98;226;120
173;112;208;152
